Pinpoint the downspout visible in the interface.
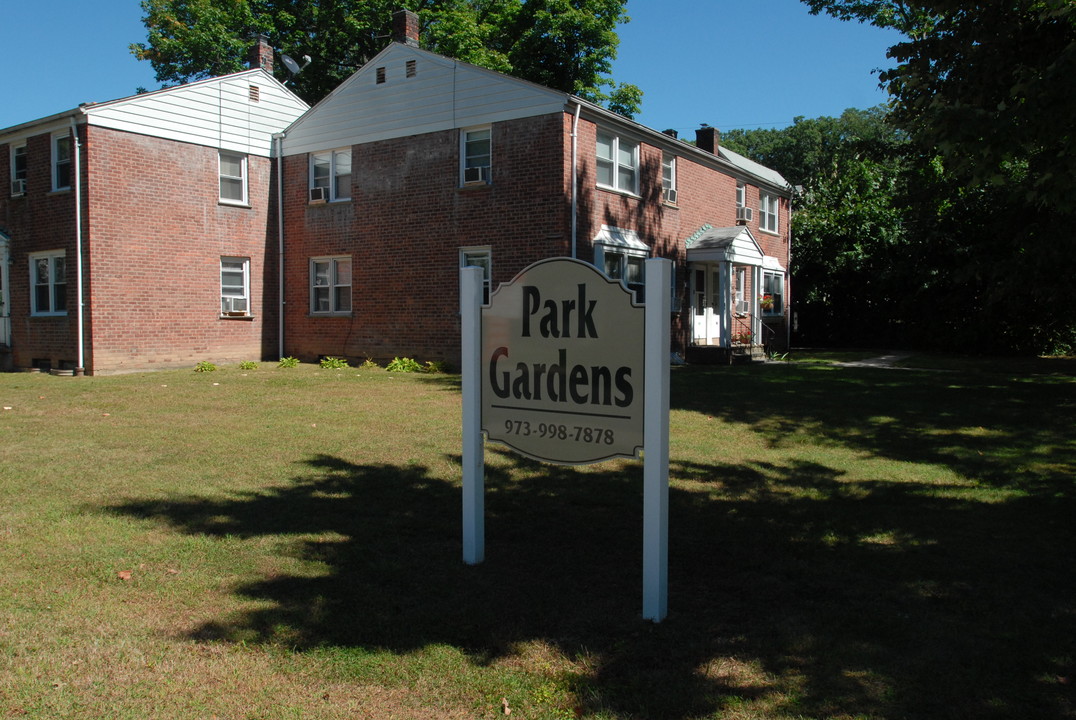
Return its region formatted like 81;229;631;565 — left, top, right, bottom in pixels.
570;101;582;259
70;117;85;376
274;132;285;360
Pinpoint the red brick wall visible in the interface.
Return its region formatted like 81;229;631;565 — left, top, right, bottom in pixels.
82;127;278;373
282;113;569;365
1;127;81;370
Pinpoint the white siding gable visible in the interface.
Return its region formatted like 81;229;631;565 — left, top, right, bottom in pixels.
282;44;567;157
83;70;308;157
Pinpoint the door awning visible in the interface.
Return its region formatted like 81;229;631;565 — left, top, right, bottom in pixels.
685;225;764;265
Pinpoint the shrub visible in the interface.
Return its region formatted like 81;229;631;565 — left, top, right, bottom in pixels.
278;356;300;369
320;356;350;370
386;357;422;373
360;358;380;369
423;360;448;374
194;361;217;373
238;361;258;370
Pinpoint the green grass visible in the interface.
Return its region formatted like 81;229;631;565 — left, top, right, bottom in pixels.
0;358;1073;719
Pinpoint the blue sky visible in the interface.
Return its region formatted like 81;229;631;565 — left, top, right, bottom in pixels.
0;0;902;132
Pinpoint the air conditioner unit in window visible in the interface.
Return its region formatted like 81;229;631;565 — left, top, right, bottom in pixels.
663;187;677;204
309;186;328;203
463;166;489;184
11;179;26;196
736;206;753;223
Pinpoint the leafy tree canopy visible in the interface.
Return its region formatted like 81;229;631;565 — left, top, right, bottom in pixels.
131;0;642;116
802;0;1076;213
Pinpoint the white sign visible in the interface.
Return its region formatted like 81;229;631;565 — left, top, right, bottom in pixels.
481;258;644;464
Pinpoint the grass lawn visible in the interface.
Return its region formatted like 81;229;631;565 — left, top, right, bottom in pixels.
0;353;1073;719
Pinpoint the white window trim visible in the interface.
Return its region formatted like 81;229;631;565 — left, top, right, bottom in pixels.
759;190;780;234
763;270;785;316
459;246;492;304
29;250;66;316
662;154;677;204
11;143;27;196
596;130;640;196
309;256;352;315
309;148;352;202
220;257;251;316
219;151;248;206
460;126;492;186
736;182;746;208
51;133;71;192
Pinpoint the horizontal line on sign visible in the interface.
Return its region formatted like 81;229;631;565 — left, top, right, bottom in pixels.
490;404;632;420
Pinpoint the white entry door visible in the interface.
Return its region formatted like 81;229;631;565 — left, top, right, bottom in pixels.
691;265;723;345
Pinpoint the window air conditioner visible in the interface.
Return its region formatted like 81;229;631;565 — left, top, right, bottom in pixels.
663;187;677;204
463;166;489;184
309;186;328;203
11;179;26;195
736;206;753;223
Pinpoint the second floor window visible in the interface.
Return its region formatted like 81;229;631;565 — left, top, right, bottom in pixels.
11;144;26;195
219;152;248;204
662;154;677;203
461;127;491;185
760;191;779;233
596;131;638;194
52;134;71;191
311;149;351;201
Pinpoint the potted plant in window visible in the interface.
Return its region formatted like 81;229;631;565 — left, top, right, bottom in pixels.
760;294;775;312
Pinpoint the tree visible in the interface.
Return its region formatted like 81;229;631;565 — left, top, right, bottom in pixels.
801;0;1076;214
130;0;641;115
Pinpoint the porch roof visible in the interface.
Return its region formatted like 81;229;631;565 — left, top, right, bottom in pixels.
685;226;765;265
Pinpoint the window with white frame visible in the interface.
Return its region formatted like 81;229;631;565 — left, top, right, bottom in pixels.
219;151;248;204
460;247;491;304
736;182;745;208
52;133;71;191
598;246;647;302
596;131;638;194
30;251;66;315
461;127;491;185
763;271;784;315
732;267;747;314
310;256;352;314
310;149;351;201
760;190;779;233
661;154;677;203
11;144;27;195
220;257;250;315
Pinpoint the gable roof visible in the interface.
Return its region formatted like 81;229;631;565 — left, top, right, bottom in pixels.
686;225;767;265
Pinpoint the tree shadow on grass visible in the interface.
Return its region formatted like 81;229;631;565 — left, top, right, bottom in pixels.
107;442;1075;719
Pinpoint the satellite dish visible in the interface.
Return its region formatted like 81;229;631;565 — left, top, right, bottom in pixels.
281;54;302;75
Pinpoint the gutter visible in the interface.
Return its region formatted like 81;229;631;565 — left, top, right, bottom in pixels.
70;117;85;375
274;132;286;360
570;101;582;259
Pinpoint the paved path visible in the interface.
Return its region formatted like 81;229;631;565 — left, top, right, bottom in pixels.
832;351;914;369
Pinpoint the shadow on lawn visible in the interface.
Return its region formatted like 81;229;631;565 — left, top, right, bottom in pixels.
106;364;1075;719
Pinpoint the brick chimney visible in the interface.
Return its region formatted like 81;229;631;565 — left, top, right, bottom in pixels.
393;9;420;47
695;125;720;154
249;34;273;73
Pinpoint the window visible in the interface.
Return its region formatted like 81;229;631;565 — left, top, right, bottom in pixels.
220;257;250;315
733;267;747;314
760;191;779;233
460;247;491;304
11;144;27;195
52;133;71;191
661;154;677;203
311;149;351;201
763;271;784;315
30;251;66;316
461;128;491;185
310;257;352;314
736;182;745;208
596;131;638;194
600;248;646;302
219;152;247;204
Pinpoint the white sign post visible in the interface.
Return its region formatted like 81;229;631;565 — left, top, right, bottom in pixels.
460;257;671;621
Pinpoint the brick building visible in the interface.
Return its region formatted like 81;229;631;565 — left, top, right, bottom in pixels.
0;41;307;374
278;11;793;366
1;17;791;374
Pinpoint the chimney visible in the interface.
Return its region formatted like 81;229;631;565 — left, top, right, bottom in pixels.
662;129;679;140
393;9;420;47
249;34;273;73
695;125;720;154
